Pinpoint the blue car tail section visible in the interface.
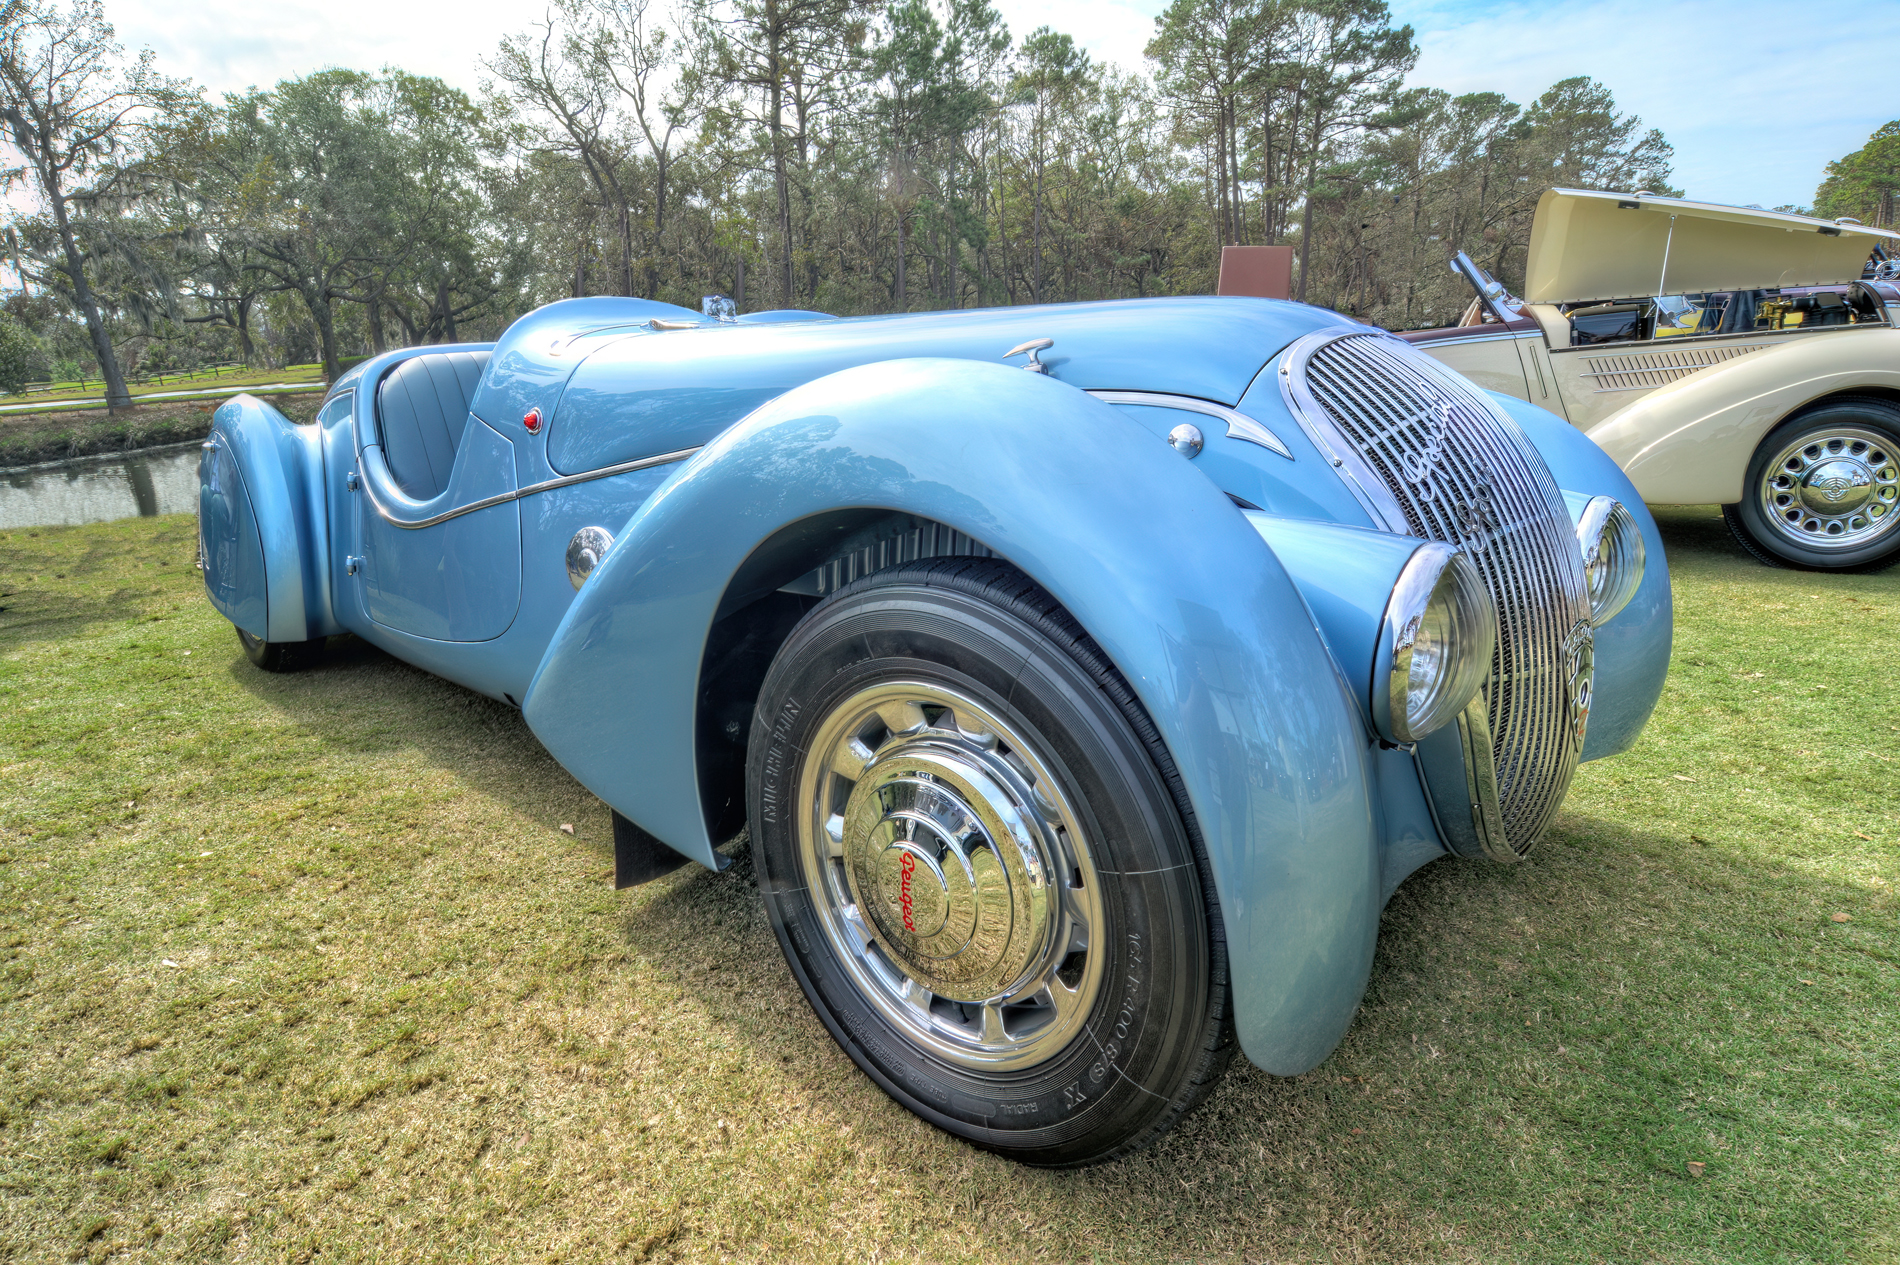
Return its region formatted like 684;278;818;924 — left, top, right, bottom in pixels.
524;358;1386;1075
198;432;268;638
201;393;335;644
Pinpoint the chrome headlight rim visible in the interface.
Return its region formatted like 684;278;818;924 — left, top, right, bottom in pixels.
1373;543;1498;746
1575;496;1645;625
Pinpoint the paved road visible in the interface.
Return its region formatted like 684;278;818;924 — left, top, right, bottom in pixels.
0;382;324;415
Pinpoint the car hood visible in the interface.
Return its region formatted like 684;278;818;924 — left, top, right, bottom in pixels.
1523;188;1900;305
470;295;1361;449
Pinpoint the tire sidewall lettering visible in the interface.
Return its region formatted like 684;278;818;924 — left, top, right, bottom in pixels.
747;571;1213;1162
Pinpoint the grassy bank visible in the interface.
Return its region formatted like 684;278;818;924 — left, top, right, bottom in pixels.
0;509;1893;1263
0;395;322;469
12;365;326;409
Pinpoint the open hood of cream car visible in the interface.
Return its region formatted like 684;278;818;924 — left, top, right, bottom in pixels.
1523;188;1900;304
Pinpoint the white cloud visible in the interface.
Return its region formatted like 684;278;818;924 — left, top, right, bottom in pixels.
57;0;1900;216
991;0;1164;71
109;0;527;99
1390;0;1896;209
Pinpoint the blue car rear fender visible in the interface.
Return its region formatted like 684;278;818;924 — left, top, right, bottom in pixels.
523;358;1386;1074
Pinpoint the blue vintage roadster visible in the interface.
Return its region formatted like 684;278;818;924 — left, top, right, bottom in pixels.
198;294;1670;1166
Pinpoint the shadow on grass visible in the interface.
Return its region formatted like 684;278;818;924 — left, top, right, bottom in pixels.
219;630;628;864
605;803;1890;1263
0;517;201;655
181;505;1890;1260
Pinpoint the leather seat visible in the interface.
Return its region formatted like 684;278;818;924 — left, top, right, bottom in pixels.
376;351;492;501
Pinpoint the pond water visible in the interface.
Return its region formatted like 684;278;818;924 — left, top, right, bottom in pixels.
1;443;202;529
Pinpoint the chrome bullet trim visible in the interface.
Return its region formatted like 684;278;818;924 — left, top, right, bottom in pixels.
1167;422;1204;458
1087;390;1293;460
565;525;616;591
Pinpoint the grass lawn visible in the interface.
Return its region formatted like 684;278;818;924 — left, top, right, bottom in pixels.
1;397;323;470
0;507;1893;1263
13;366;327;409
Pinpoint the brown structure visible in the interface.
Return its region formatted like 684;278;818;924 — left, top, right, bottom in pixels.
1216;245;1294;300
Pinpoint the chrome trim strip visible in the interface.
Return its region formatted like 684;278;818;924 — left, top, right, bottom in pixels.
1088;389;1293;460
1405;329;1536;350
1456;694;1514;862
356;447;702;530
1274;331;1410;531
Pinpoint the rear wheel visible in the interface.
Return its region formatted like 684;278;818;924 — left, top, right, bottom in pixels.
1725;398;1900;571
236;627;326;673
746;558;1232;1167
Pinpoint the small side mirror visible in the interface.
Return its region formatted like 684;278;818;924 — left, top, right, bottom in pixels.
701;294;737;322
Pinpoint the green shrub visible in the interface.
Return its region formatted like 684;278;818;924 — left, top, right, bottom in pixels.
0;316;42;394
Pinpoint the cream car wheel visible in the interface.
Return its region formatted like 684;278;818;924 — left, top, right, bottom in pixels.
1727;399;1900;572
1758;427;1898;547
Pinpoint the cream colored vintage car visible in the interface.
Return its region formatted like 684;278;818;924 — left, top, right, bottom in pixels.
1401;188;1900;571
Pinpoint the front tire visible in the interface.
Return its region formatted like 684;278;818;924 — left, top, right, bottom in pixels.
236;627;326;673
1724;398;1900;571
747;558;1232;1167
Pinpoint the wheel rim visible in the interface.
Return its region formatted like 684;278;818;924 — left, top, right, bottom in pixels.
794;680;1105;1072
1758;425;1900;550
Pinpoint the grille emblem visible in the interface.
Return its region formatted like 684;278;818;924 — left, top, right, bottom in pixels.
1563;621;1595;744
1399;397;1456;496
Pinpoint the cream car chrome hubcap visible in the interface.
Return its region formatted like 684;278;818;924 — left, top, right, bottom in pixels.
1760;427;1900;548
795;681;1104;1071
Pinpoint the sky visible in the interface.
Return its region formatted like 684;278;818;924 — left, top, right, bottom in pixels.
35;0;1900;213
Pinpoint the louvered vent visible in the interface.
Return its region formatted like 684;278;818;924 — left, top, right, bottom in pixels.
1578;342;1768;392
1293;332;1594;855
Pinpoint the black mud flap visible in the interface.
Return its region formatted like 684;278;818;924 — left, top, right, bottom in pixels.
613;811;693;888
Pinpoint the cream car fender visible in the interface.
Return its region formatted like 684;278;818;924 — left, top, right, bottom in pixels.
1584;327;1900;504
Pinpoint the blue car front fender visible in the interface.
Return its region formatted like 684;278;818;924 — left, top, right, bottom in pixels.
524;357;1384;1074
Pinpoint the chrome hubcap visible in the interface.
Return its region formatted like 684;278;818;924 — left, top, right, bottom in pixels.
1760;427;1899;548
796;681;1103;1071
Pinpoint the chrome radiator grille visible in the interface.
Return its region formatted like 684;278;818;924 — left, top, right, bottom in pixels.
1285;331;1593;856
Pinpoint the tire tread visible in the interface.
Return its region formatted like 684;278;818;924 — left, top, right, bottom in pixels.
822;555;1236;1165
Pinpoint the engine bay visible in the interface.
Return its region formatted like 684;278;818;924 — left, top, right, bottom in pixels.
1564;283;1893;346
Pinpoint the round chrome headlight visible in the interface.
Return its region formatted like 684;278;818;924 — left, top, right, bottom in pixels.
1376;544;1496;745
1575;496;1644;624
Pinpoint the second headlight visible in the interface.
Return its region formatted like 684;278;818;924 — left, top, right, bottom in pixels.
1374;543;1497;745
1574;496;1644;624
